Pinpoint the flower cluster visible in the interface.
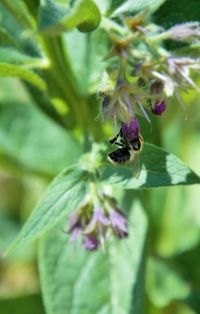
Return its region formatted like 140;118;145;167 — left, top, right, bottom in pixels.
99;15;200;140
67;189;128;252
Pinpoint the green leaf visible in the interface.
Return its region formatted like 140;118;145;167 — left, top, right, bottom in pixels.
64;28;108;93
109;0;166;17
39;0;101;35
147;258;190;307
0;98;81;176
0;47;44;67
99;143;200;189
39;201;147;314
0;63;46;90
5;167;89;254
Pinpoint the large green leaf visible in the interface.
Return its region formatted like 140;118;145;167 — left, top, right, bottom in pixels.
99;143;200;188
0;99;81;176
64;28;108;93
39;201;147;314
6;167;89;254
39;0;101;35
0;63;46;90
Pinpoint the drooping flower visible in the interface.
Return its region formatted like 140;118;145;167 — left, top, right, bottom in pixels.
66;190;129;253
121;117;140;140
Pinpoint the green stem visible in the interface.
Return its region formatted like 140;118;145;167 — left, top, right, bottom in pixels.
148;31;171;42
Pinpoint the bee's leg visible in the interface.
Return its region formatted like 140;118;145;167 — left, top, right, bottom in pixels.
109;128;123;144
109;132;120;144
114;141;124;147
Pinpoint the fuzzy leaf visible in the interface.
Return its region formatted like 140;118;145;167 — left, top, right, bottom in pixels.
0;63;46;90
5;167;89;254
39;0;101;35
99;143;200;188
39;201;147;314
64;28;108;93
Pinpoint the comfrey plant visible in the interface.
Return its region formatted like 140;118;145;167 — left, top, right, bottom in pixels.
2;1;200;313
66;12;200;252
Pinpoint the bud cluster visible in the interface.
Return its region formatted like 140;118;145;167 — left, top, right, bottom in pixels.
99;13;200;138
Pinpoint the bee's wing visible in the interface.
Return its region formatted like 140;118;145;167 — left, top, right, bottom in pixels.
130;152;142;179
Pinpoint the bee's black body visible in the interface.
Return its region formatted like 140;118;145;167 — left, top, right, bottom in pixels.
107;146;131;164
129;135;143;151
107;128;143;165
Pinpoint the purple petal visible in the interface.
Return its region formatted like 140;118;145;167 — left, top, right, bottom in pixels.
110;210;128;237
121;117;140;140
69;226;81;243
94;210;110;226
168;22;200;41
68;212;80;231
151;100;166;116
84;208;110;234
83;234;99;251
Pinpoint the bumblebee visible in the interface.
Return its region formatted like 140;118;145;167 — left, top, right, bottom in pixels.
107;128;144;178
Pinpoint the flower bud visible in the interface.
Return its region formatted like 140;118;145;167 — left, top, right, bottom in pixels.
83;234;99;251
151;100;166;116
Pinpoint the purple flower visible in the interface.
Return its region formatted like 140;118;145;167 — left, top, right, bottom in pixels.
66;194;130;252
84;208;110;252
121;117;140;141
109;210;128;238
151;100;166;116
83;234;99;251
167;22;200;42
